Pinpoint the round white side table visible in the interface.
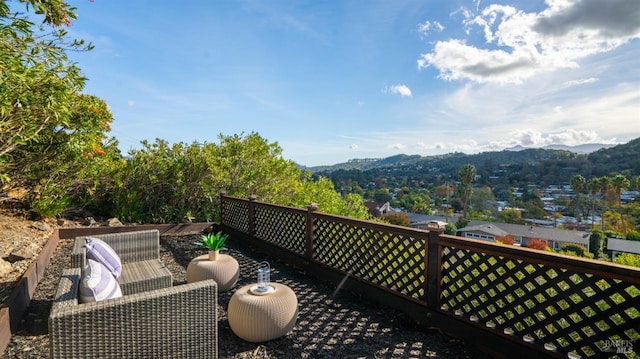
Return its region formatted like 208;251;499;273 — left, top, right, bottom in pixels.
186;253;239;291
228;283;298;342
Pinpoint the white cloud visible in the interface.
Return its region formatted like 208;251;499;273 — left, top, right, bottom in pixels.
127;100;136;107
418;0;640;84
562;77;599;88
417;20;444;38
391;143;406;150
488;129;618;149
349;144;359;150
388;84;413;97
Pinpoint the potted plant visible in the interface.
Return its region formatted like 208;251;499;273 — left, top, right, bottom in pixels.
195;231;228;261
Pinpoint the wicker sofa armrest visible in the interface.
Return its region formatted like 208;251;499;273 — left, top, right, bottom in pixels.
71;229;161;268
49;267;218;359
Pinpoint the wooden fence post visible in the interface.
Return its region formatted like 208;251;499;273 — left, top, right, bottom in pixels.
248;195;257;236
426;223;444;310
219;190;227;225
305;203;319;260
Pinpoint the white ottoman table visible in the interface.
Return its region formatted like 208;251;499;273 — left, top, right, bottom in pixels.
186;253;239;291
228;283;298;342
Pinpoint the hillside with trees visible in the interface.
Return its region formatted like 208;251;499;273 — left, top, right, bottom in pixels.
319;138;639;194
320;139;640;242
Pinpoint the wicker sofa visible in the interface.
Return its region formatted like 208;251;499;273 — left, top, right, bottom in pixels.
70;229;172;294
49;229;218;358
49;268;218;358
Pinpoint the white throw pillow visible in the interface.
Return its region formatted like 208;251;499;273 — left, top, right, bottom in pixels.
79;259;123;303
85;237;122;278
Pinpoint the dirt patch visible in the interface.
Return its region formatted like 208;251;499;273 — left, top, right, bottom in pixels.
0;211;55;304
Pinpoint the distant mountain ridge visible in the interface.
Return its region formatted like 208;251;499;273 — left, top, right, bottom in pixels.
302;139;637;175
505;143;614;154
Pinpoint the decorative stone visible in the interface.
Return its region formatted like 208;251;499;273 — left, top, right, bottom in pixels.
107;218;123;227
8;242;40;262
84;217;96;226
0;258;12;277
186;253;240;291
29;221;51;232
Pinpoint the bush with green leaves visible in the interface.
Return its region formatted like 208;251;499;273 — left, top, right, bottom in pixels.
559;243;593;258
382;212;410;226
444;222;457;235
625;231;640;241
109;133;370;224
1;1;120;217
613;253;640;268
589;230;605;255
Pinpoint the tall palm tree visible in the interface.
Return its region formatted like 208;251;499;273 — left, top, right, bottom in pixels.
457;164;476;219
611;174;630;234
569;174;586;221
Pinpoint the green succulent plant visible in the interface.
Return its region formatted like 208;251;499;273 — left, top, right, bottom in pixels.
195;231;228;251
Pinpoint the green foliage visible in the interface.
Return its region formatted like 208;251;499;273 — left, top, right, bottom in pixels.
195;232;228;251
383;212;410;226
500;208;525;224
1;1;117;217
626;231;640;241
613;253;640;268
392;190;431;214
455;217;469;229
109;134;370;223
605;229;623;239
110;139;223;223
559;243;591;258
589;230;605;254
444;222;457;235
470;186;496;214
457;163;476;219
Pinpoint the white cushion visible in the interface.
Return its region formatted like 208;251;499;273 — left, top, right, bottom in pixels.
85;237;122;278
79;259;123;303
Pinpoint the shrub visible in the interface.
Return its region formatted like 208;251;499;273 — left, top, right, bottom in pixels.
605;230;623;239
110;134;371;223
589;230;605;255
456;217;469;229
626;231;640;241
496;235;516;245
444;223;457;235
560;243;589;257
614;253;640;268
383;213;410;226
527;238;548;250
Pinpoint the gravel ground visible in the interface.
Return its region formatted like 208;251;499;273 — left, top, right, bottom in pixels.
3;232;492;359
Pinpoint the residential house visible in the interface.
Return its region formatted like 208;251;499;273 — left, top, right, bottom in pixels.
364;201;391;217
607;238;640;260
458;222;590;250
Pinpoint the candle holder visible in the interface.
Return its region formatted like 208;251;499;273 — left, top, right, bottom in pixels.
250;261;275;295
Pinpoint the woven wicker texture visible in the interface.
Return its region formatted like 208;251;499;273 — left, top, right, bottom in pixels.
49;267;218;359
71;230;172;295
228;283;298;343
186;253;240;291
71;230;162;267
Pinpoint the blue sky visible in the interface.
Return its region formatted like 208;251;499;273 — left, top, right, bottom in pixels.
60;0;640;166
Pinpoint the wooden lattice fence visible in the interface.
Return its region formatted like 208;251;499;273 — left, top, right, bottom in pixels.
220;194;640;358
